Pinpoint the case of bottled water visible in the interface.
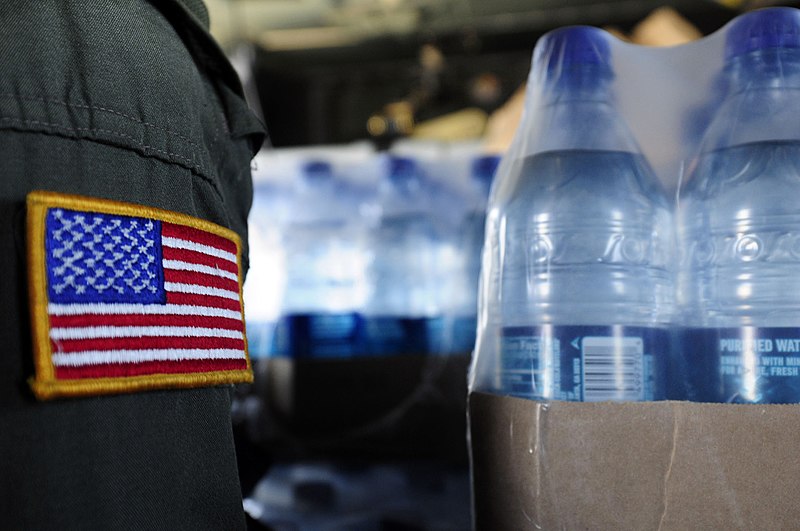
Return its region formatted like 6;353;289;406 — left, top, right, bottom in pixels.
471;8;800;406
469;8;800;529
242;142;476;459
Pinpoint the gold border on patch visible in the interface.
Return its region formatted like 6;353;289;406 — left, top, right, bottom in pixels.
27;190;253;400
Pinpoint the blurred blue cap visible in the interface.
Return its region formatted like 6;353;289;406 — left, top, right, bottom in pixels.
725;8;800;60
387;156;419;184
301;160;333;182
471;155;501;187
541;26;611;74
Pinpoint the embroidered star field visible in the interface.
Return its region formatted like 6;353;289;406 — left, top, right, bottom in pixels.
45;208;165;304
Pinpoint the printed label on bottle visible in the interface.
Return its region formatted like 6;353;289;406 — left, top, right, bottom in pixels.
676;327;800;403
265;313;466;358
271;313;364;359
361;316;429;356
499;325;668;401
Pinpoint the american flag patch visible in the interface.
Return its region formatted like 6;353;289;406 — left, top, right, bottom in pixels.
27;191;252;400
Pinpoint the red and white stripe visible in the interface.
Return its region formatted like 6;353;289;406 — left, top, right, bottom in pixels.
48;222;247;380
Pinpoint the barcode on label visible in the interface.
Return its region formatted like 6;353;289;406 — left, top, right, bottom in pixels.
581;336;643;402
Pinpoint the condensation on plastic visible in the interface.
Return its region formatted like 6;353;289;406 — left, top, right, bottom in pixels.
469;8;800;396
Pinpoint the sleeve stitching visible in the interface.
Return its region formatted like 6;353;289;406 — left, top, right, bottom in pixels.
0;93;204;149
0;116;222;200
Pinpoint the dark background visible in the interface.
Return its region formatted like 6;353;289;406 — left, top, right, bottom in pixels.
253;0;745;147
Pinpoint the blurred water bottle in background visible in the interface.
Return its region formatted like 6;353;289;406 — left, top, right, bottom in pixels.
423;148;480;356
273;158;372;358
678;9;800;403
489;26;674;401
456;154;501;352
363;155;441;356
244;153;293;358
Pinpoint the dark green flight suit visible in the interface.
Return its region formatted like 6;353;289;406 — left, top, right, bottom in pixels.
0;1;265;529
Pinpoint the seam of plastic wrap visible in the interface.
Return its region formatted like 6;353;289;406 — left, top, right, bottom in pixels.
531;401;544;529
657;404;680;530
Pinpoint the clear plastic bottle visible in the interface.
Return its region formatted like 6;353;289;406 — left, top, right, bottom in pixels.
463;155;501;311
678;9;800;403
453;155;501;354
480;27;674;401
363;155;440;356
274;159;370;358
424;153;476;356
243;174;292;358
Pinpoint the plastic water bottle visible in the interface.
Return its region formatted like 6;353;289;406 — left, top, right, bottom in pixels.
488;27;674;401
274;159;370;358
244;176;292;358
463;155;501;311
678;9;800;403
423;154;477;356
363;156;440;356
453;155;501;354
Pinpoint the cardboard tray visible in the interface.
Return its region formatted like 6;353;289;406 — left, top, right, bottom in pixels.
469;391;800;530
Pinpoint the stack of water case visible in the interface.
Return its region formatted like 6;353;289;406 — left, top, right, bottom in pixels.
470;8;800;529
243;144;495;459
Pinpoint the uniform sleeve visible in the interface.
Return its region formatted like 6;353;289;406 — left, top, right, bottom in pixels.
0;1;265;529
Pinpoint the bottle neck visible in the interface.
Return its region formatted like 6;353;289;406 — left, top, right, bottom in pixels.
528;80;640;154
726;48;800;92
542;64;613;100
700;48;800;152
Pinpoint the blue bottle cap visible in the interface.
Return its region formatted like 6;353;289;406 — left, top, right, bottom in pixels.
471;155;501;188
302;160;333;183
541;26;612;76
725;8;800;60
387;156;419;184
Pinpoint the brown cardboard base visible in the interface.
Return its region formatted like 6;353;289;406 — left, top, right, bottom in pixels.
469;392;800;530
